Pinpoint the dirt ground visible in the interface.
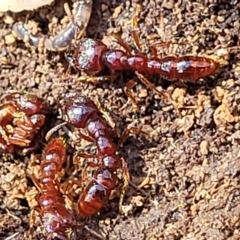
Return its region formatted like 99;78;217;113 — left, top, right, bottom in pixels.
1;0;240;239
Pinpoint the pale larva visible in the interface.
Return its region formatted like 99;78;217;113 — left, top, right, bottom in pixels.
11;0;93;51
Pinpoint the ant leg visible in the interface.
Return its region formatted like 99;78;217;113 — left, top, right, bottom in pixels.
119;158;130;214
119;126;147;145
29;210;35;240
21;144;40;156
135;71;162;95
131;16;142;52
77;74;119;84
137;168;153;189
149;45;158;58
29;208;41;240
119;161;150;215
45;122;67;141
131;8;176;55
27;171;42;191
64;155;71;175
63;126;94;143
124;79;138;109
135;71;171;100
47;122;95;143
6;208;21;221
110;34;132;54
77;131;95;143
94;98;116;129
84;225;106;240
111;28;142;55
130;1;143;53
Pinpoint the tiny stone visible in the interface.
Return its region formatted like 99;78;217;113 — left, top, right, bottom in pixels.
200;140;209;155
101;4;108;12
139;89;148;98
217;16;225;22
3;15;14;24
5;34;16;45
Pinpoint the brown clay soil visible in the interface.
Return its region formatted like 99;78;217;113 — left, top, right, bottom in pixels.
1;0;240;239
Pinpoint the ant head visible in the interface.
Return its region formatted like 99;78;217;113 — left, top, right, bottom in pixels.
58;93;98;129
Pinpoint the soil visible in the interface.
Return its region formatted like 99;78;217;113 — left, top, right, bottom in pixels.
1;0;240;239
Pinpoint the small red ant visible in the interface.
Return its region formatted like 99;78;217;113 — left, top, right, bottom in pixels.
29;137;75;240
58;92;123;216
44;92;144;220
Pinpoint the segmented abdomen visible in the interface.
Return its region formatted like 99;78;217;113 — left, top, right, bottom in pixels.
154;56;219;81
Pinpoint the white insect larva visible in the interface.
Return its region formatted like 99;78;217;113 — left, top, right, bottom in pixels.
12;0;93;51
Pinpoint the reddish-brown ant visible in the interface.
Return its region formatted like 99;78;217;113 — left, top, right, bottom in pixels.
58;92;125;216
72;37;219;83
29;137;75;240
0;92;47;154
67;34;223;105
